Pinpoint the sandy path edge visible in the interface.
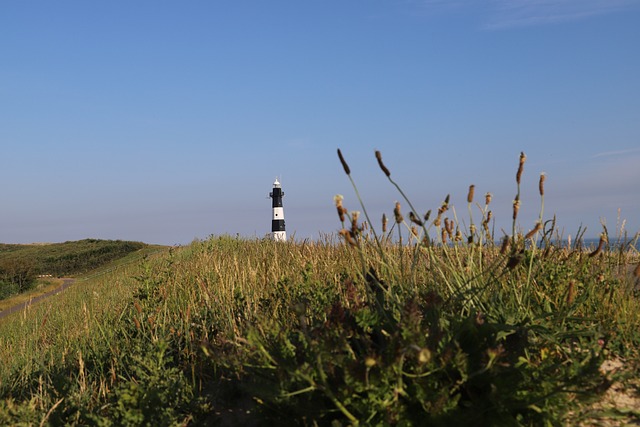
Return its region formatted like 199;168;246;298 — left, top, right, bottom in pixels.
0;278;76;320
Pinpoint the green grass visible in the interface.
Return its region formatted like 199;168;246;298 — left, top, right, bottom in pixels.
0;239;149;277
0;239;152;301
0;152;639;426
0;235;638;425
0;245;167;313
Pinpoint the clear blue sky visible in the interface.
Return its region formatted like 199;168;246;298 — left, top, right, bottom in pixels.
2;1;639;245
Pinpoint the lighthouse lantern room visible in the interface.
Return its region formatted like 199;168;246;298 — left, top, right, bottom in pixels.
270;178;286;241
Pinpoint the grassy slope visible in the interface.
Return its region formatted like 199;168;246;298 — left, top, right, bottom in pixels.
0;239;150;278
0;245;166;313
0;235;638;426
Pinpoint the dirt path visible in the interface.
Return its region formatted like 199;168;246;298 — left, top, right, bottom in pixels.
0;278;76;321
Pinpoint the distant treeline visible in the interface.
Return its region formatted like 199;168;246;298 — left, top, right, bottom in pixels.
0;239;146;299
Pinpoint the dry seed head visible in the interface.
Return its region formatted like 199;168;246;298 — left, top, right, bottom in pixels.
394;202;403;224
334;194;346;222
339;229;358;247
411;226;418;238
467;185;475;204
382;213;388;233
445;218;454;235
437;194;450;215
633;262;640;279
433;214;442;227
409;211;424;226
500;236;510;254
455;229;462;242
524;221;543;240
516;151;526;185
337;206;346;223
539;173;546;196
337;148;351;175
424;210;431;222
375;150;391;177
512;195;520;220
351;211;360;233
589;233;606;257
485;192;492;206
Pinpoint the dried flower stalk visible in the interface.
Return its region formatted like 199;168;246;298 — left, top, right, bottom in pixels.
394;202;403;224
516;151;526;185
337;148;351;175
409;211;423;226
485;192;492;206
500;236;510;255
524;221;542;240
588;233;607;257
375;150;391;177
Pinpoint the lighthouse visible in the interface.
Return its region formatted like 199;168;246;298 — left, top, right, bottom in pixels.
270;178;286;241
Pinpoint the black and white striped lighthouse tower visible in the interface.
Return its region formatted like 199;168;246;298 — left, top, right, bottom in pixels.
269;178;286;241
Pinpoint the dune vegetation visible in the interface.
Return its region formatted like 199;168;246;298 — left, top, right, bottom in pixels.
0;151;639;426
0;239;148;301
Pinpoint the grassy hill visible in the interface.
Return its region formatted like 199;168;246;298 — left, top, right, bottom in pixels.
0;239;149;300
0;239;148;277
0;234;638;426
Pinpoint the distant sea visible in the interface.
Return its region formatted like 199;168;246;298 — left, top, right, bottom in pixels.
552;237;640;251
